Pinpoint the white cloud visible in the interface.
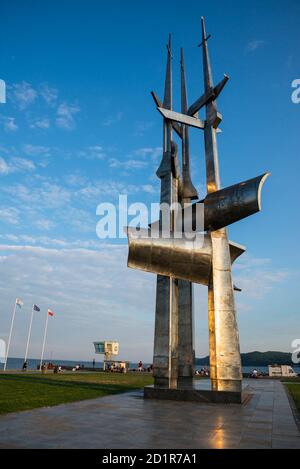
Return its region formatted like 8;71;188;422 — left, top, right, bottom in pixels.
29;118;51;129
109;158;148;170
77;180;155;200
246;39;266;53
0;207;20;225
56;102;80;130
0;157;9;174
0;156;35;174
0;240;292;361
233;254;288;299
4;117;18;132
10;81;37;109
134;121;154;136
141;184;155;194
3;182;72;208
11;157;35;172
102;111;123;127
134;147;162;160
62;206;95;233
35;219;55;231
39;83;58;105
0;234;105;250
22;144;51;157
0;244;155;361
65;173;88;187
77;146;106;160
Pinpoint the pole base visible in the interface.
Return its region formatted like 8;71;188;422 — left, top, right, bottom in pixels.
144;379;247;404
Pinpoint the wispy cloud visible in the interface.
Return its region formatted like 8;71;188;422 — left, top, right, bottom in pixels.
56;102;80;130
233;254;288;300
22;144;51;157
246;39;266;53
64;173;88;187
0;156;35;175
109;158;148;170
3;182;72;209
0;234;103;249
0;243;155;360
5;81;80;132
29;118;51;129
134;121;154;136
0;158;9;175
102;111;123;127
77;146;106;160
77;180;155;200
10;81;37;109
0;207;20;225
141;184;155;194
10;157;36;172
134;147;162;160
9;81;57;110
4;117;18;132
39;83;58;105
35;219;56;231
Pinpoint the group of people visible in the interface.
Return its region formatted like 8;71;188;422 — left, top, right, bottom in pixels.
71;364;83;371
249;369;267;378
195;367;209;376
136;362;153;372
40;363;63;373
22;361;65;373
105;362;126;373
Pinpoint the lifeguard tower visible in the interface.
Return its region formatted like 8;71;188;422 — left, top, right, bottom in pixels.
93;341;119;370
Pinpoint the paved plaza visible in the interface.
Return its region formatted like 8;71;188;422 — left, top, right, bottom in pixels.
0;379;299;449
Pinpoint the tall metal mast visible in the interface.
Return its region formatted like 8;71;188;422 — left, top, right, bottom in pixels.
153;34;179;388
178;48;197;383
201;17;242;392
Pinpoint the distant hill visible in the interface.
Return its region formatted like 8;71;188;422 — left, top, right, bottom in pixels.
195;351;294;366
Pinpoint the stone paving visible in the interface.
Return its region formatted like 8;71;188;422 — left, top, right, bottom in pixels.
0;379;299;449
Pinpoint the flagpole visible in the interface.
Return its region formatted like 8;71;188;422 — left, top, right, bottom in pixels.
4;299;17;371
24;305;34;364
40;310;49;371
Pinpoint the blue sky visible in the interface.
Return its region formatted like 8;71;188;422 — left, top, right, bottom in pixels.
0;0;299;363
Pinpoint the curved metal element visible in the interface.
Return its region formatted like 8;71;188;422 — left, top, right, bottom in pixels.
229;240;246;264
127;228;212;286
203;172;270;231
127;228;245;286
150;173;270;234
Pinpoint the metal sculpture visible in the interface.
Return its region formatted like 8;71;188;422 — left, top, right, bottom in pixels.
126;17;270;400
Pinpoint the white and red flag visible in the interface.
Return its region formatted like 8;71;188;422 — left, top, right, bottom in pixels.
48;309;54;317
15;298;24;308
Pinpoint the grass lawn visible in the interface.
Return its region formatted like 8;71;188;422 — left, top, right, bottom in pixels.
0;372;153;415
281;376;300;383
285;383;300;412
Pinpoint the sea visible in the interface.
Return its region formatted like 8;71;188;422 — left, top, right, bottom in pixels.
1;357;300;375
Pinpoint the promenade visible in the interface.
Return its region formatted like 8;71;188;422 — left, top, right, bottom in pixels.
0;379;299;449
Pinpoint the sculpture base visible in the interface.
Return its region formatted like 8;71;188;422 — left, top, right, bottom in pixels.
144;379;248;404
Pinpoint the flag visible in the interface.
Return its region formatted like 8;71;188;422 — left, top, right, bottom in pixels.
16;298;24;308
33;304;40;312
48;309;54;317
